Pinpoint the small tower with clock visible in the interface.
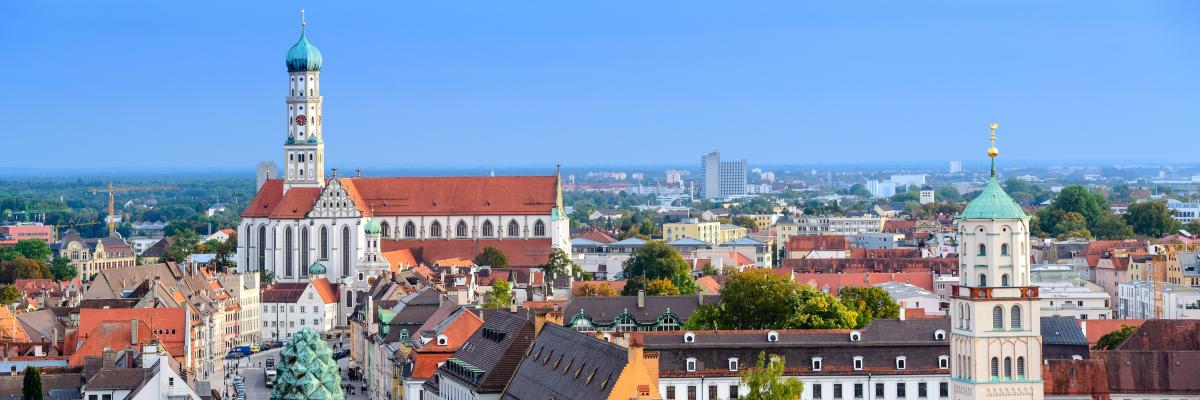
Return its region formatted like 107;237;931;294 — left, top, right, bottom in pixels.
282;10;325;192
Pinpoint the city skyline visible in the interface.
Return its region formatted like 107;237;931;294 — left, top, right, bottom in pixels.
3;1;1199;171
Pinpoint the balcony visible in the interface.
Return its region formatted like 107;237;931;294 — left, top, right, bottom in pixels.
953;285;1039;300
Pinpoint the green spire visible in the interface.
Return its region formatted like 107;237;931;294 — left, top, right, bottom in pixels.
960;124;1026;220
285;10;323;73
270;328;344;400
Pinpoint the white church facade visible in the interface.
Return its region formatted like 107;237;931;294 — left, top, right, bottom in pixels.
235;16;570;325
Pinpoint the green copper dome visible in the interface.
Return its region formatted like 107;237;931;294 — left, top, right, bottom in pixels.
959;177;1027;220
270;328;343;400
364;217;381;235
286;30;323;73
308;261;326;275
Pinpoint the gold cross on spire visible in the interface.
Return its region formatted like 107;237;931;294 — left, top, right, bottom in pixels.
987;122;999;177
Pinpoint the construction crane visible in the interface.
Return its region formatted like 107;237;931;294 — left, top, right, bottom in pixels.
90;181;176;237
1;208;69;223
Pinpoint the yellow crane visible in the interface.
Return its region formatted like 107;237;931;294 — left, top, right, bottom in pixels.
90;181;176;237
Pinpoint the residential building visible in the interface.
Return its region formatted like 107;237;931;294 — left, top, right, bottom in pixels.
875;282;944;316
1032;264;1111;320
425;309;535;400
785;235;850;259
0;224;53;244
1166;198;1200;223
401;306;484;400
699;150;747;199
718;237;771;267
81;342;203;400
775;215;886;244
260;274;339;340
217;271;262;345
920;186;935;205
564;292;718;332
850;232;905;249
130;221;168;238
1117;281;1200;319
866;179;897;198
59;230;136;279
662;219;746;245
502;322;662;400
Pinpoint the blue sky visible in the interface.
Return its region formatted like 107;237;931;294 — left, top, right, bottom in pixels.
2;1;1197;171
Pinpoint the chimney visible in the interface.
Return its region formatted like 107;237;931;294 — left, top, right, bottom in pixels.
637;290;645;309
899;308;906;321
509;297;518;314
131;319;138;345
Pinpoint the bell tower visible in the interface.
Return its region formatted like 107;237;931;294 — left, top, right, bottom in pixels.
283;10;326;192
949;124;1044;400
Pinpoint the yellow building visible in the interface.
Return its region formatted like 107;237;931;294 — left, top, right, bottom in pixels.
662;219;746;245
59;230;136;280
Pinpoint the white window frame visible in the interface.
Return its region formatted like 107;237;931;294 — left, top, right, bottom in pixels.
684;332;696;343
812;357;823;371
896;356;907;370
686;358;697;372
728;358;739;372
853;356;864;371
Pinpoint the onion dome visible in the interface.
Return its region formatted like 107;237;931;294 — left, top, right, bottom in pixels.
960;178;1026;220
308;261;326;276
285;30;323;72
364;217;381;235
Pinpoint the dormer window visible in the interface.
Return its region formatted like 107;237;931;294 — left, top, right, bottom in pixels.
436;334;448;346
728;358;739;371
683;332;696;343
850;331;861;342
767;331;779;342
938;355;949;369
934;329;946;341
686;358;697;372
896;356;907;370
853;356;863;371
811;357;822;371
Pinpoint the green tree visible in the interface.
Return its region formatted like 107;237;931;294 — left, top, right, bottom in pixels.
163;228;199;263
1053;211;1091;239
539;248;580;278
1052;186;1109;225
50;256;77;282
621;241;695;295
741;352;804;400
207;233;237;272
260;270;276;285
483;280;513;309
474;246;509;269
13;240;51;261
0;258;51;284
574;283;618;297
732;216;759;230
1091;214;1134;240
644;278;681;296
837;286;900;328
1094;324;1137;350
684;270;857;330
0;285;21;306
1185;219;1200;235
701;264;721;276
22;366;41;400
1126;201;1179;237
791;286;860;329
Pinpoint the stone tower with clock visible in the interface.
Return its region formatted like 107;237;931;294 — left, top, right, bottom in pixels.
282;11;325;192
949;124;1044;400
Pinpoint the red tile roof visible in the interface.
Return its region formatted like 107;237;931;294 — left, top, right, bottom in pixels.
242;180;285;218
783;258;958;276
76;308;187;361
69;319;158;366
381;239;553;268
882;220;918;233
1042;359;1111;399
577;230;618;244
1078;319;1146;346
346;176;557;216
786;235;850;251
381;249;419;272
311;277;339;304
571;280;627;296
411;309;484;379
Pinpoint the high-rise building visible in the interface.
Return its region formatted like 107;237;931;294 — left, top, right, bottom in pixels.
949;129;1043;400
700;150;747;199
949;160;962;174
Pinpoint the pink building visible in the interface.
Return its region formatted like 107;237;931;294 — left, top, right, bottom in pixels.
0;224;54;245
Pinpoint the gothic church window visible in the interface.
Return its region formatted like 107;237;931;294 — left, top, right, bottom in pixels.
341;226;351;276
456;221;468;238
380;221;390;238
320;226;329;260
482;221;494;237
431;221;442;238
507;220;519;237
285;227;294;277
534;220;546;237
404;222;416;238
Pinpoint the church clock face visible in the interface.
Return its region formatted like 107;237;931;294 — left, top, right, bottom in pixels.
295;115;307;126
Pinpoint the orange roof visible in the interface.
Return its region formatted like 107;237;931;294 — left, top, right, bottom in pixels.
310;277;339;304
244;176;559;219
786;235;850;251
381;249;418;272
69;319;158;366
696;276;722;294
434;257;474;268
0;308;28;342
382;239;553;268
577;229;618;244
77;308;188;360
1079;319;1147;346
571;280;627;294
411;309;484;379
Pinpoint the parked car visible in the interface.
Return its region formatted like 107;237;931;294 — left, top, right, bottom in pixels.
333;349;350;360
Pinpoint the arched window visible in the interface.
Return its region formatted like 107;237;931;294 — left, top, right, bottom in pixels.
430;221;442;238
345;290;352;307
1011;305;1022;329
257;225;267;269
456;221;468;238
979;273;988;287
319;226;329;260
990;357;999;378
482;221;494;237
978;244;986;256
404;221;416;238
341;226;351;276
1001;274;1010;287
507;220;519;237
1004;357;1013;378
284;227;294;277
534;220;546;237
992;306;1003;329
300;227;309;277
1001;243;1010;256
1017;356;1026;377
380;221;390;238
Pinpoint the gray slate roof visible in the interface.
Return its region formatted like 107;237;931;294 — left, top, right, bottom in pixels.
1040;316;1089;346
440;310;536;392
564;295;719;325
502;323;628;400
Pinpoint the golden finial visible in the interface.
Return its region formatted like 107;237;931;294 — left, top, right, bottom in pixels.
987;123;999;177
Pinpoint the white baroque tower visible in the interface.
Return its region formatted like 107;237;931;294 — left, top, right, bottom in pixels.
949;124;1044;400
283;10;325;192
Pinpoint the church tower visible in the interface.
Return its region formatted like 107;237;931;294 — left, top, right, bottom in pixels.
283;10;325;192
949;124;1044;400
354;216;389;287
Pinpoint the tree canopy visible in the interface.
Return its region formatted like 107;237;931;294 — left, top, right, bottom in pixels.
838;286;900;328
474;246;509;269
0;258;51;284
50;256;76;282
1094;324;1137;350
1125;201;1178;237
683;270;857;330
621;241;695;296
644;278;681;296
483;280;513;309
741;352;804;400
574;283;618;297
22;366;41;400
0;285;22;306
12;240;51;262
